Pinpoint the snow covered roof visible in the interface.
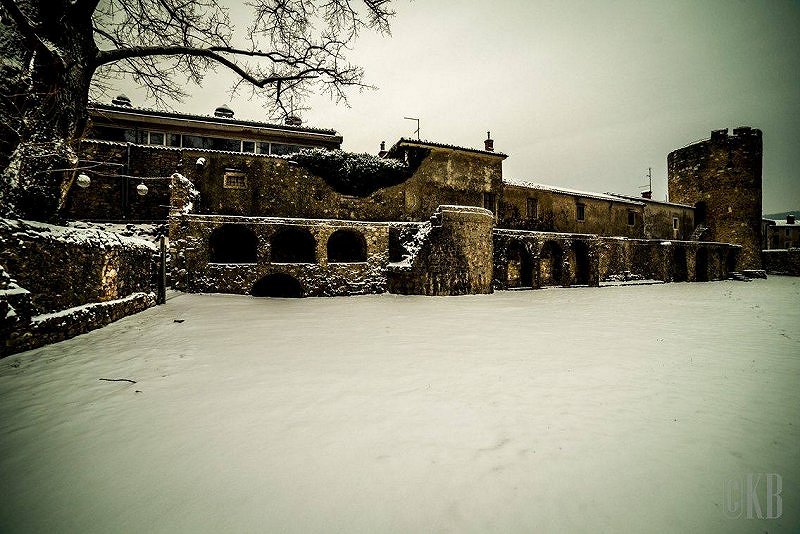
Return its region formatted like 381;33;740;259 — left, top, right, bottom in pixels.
504;180;644;205
603;192;694;209
89;102;341;138
388;138;508;158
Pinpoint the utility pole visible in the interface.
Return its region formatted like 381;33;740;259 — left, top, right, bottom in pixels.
404;117;420;140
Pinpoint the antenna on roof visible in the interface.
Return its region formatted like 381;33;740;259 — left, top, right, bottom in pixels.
639;167;652;199
404;117;420;140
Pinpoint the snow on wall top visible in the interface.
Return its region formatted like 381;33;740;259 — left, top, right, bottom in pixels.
1;218;157;251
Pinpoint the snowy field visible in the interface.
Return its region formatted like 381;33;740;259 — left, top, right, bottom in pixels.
1;278;799;533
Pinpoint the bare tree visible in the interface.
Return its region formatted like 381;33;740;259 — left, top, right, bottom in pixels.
0;0;395;221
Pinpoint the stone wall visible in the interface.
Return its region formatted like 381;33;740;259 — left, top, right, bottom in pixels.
388;206;495;296
668;127;762;269
0;219;158;356
170;214;395;297
67;140;505;224
640;200;695;240
762;249;800;276
499;184;644;237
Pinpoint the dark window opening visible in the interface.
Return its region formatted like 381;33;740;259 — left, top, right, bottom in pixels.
91;126;136;143
182;135;203;149
695;201;707;225
327;229;367;263
388;228;404;262
576;203;586;221
242;141;255;153
271;143;301;156
527;198;539;218
673;217;679;230
167;133;181;147
209;224;258;263
251;273;303;298
483;192;497;213
270;227;316;263
627;210;635;226
148;132;165;145
726;250;737;274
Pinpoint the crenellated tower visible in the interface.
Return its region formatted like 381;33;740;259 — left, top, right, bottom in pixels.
668;127;763;270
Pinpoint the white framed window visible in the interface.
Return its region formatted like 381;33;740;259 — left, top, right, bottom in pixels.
147;131;165;145
673;217;679;229
242;140;256;153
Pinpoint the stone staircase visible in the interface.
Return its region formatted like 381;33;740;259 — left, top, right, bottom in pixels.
690;224;708;241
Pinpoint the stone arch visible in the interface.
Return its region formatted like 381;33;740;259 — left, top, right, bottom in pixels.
571;240;591;285
209;224;258;263
673;246;688;282
270;227;316;263
695;248;709;282
506;240;533;288
251;273;304;298
539;240;563;286
327;229;367;263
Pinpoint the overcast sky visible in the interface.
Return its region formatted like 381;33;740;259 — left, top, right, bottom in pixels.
104;0;800;214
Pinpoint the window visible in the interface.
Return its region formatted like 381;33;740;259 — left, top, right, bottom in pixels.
271;143;301;155
786;228;791;237
204;136;241;152
576;203;586;222
167;133;181;147
257;142;270;154
483;192;497;213
182;135;203;148
673;217;679;229
242;141;256;153
148;131;165;145
223;170;247;189
526;197;539;218
627;210;635;226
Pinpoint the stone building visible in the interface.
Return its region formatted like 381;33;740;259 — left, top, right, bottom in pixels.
763;215;799;250
65;114;764;297
668;127;763;269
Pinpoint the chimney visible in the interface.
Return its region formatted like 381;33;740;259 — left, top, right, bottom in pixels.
111;94;132;107
378;141;387;158
788;215;796;224
484;131;494;152
641;191;652;199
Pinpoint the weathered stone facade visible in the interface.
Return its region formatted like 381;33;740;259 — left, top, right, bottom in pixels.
668;127;763;269
389;206;494;296
762;249;800;276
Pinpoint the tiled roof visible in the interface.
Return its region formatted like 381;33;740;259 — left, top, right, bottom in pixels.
389;138;507;158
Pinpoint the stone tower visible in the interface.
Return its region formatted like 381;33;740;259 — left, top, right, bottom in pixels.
668;127;763;270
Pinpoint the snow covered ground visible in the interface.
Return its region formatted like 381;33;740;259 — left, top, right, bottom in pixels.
1;278;798;533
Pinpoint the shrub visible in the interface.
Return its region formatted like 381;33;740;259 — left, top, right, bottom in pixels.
290;149;411;196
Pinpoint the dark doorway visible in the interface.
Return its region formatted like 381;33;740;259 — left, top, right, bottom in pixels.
673;247;688;282
270;228;316;263
506;241;533;288
572;241;591;285
327;229;367;263
251;273;304;298
539;241;563;286
695;201;707;225
726;249;738;275
695;248;709;282
209;224;258;263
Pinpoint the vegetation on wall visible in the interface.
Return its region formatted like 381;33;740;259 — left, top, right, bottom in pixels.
291;149;412;196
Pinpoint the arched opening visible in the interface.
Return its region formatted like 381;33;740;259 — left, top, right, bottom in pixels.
539;241;563;286
209;224;258;263
695;201;707;225
506;241;533;288
327;229;367;263
726;249;738;275
695;248;709;282
251;273;304;298
270;227;316;263
673;247;688;282
572;241;591;285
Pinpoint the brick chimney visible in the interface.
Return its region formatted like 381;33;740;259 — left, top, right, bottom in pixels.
788;214;796;224
641;191;652;199
484;131;494;152
378;141;387;158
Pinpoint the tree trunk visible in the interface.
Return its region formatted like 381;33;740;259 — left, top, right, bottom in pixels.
0;1;98;223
